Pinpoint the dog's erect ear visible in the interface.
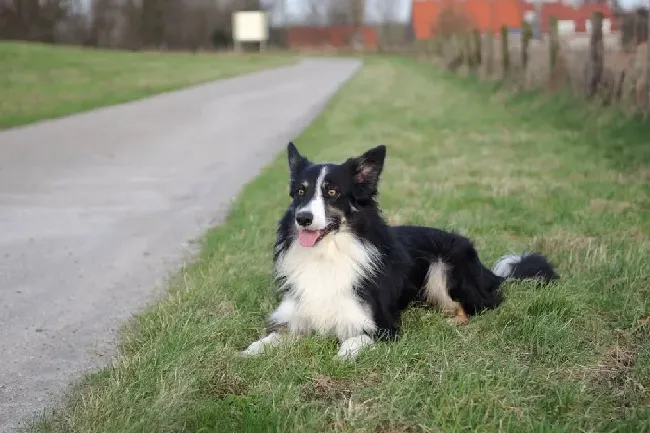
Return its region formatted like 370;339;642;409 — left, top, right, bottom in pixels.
287;142;309;175
347;145;386;185
287;142;310;196
344;145;387;200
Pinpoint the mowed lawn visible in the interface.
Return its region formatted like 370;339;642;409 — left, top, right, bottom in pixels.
32;57;650;432
0;42;294;129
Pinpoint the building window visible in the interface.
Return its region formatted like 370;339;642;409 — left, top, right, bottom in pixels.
558;20;576;35
524;11;536;24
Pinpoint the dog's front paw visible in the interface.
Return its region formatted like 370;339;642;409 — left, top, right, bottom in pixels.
241;340;266;357
240;332;282;357
336;335;373;361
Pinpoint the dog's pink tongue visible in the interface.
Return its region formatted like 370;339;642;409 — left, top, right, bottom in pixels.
298;230;321;247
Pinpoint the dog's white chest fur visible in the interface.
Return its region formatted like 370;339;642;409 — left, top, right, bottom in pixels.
274;232;379;341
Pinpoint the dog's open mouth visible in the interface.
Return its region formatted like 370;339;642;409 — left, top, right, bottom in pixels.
298;224;337;248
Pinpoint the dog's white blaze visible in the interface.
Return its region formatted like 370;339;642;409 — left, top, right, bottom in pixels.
297;166;328;230
423;259;457;312
273;231;379;341
493;254;523;278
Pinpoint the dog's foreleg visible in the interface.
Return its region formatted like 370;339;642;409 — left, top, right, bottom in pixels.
336;335;374;360
241;298;301;357
241;331;286;356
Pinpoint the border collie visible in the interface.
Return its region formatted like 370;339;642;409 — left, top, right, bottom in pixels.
242;143;558;360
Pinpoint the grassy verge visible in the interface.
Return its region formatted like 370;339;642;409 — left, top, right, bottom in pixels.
0;42;294;129
32;56;650;432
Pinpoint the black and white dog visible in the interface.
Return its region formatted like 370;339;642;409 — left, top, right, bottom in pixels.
242;143;558;360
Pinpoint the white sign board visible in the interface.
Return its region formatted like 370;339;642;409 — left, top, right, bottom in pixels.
232;11;269;43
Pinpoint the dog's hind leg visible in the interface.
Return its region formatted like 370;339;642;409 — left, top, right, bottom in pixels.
422;259;458;313
449;304;469;326
421;259;472;325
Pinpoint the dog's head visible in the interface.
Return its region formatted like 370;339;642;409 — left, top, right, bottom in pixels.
285;142;386;248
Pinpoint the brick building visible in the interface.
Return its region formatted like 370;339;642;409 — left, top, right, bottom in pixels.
411;0;616;38
286;25;378;49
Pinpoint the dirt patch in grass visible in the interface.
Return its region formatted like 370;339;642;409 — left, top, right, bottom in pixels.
208;371;248;397
564;314;650;406
375;421;427;433
589;198;633;213
301;373;380;403
302;374;355;402
578;331;638;388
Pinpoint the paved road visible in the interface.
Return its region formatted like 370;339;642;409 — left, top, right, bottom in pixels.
0;58;362;431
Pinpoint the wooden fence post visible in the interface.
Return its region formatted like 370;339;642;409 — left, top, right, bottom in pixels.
646;11;650;110
464;33;475;70
501;25;510;75
587;11;604;98
473;29;482;66
522;20;532;70
486;30;494;76
446;34;463;71
549;16;559;77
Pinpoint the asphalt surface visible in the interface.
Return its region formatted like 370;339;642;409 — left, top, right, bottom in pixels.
0;58;362;431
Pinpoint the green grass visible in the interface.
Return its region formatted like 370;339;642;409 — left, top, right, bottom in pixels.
30;56;650;432
0;42;294;129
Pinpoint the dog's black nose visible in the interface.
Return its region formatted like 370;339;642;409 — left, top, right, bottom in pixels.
295;211;313;227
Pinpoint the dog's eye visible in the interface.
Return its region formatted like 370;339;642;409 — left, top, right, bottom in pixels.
297;187;306;196
327;189;338;197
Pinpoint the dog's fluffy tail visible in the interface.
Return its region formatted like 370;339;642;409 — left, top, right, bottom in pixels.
493;252;559;284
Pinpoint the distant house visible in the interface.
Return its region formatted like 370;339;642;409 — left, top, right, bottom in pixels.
412;0;522;39
411;0;616;39
521;1;616;34
286;25;378;49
